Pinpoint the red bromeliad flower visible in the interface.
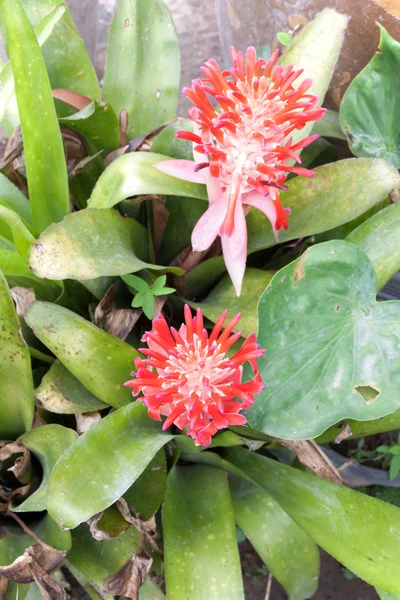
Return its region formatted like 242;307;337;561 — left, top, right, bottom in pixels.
125;305;265;446
156;47;325;295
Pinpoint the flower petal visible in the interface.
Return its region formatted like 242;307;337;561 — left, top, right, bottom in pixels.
191;191;228;252
243;190;277;231
154;159;207;184
221;200;247;296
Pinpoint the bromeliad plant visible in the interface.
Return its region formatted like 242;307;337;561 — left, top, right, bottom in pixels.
1;1;400;599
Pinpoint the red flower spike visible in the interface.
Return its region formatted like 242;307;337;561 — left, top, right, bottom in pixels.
125;306;266;447
155;46;325;296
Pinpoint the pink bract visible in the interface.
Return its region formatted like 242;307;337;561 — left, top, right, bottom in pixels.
125;305;266;446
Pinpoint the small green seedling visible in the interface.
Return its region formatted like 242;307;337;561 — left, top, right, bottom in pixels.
377;433;400;480
121;274;175;320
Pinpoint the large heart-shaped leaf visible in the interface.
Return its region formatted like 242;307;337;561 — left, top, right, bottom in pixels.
340;25;400;167
0;0;70;233
25;301;139;409
279;7;348;146
103;0;179;139
163;465;244;600
191;269;274;337
48;402;173;529
225;448;400;596
229;475;319;600
0;269;33;439
14;425;77;512
246;240;400;439
346;203;400;290
247;158;400;253
28;208;182;280
35;360;108;414
317;408;400;444
88;152;207;209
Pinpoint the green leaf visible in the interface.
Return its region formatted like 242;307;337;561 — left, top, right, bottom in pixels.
48;402;173;529
67;520;142;594
131;291;145;308
312;109;346;140
103;0;179;139
377;589;400;600
225;447;400;596
0;513;71;566
25;301;139;409
121;273;150;293
88;152;207;209
0;204;34;255
11;0;101;100
316;408;400;444
151;119;194;160
58;100;119;156
0;0;70;233
340;25;400;167
389;454;400;480
247;158;400;254
190;269;274;337
0;4;66;133
279;8;348;145
28;208;183;280
163;465;244;600
229;475;319;600
152;275;166;290
277;31;291;46
179;255;227;299
346;203;400;290
13;424;77;512
247;240;400;440
139;580;165;600
0;174;31;225
142;292;155;320
123;448;167;520
35;360;108;414
0;269;33;439
0;249;62;301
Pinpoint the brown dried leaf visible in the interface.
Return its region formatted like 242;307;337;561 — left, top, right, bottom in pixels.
87;512;111;541
334;422;353;444
52;89;92;111
104;553;152;600
277;439;343;484
0;575;8;600
117;500;161;554
94;286;140;341
27;551;67;600
104;145;129;168
10;288;36;319
75;412;102;435
0;545;67;584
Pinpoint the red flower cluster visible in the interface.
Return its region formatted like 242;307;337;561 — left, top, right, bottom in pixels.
125;306;265;446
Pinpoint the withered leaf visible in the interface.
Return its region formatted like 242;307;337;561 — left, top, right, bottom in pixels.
94;286;140;341
104;553;152;600
0;544;66;584
10;288;36;319
75;412;102;435
117;499;161;554
277;439;343;485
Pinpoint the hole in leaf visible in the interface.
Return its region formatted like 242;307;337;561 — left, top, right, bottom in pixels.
335;305;341;312
354;384;380;404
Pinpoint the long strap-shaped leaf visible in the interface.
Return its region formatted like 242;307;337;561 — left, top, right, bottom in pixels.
0;0;70;232
163;465;245;600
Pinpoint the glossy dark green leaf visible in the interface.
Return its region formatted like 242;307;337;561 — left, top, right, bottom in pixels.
13;424;77;512
0;0;69;233
312;109;346;140
88;152;207;209
0;4;66;133
0;174;31;225
247;158;400;254
25;301;139;408
29;208;183;280
151;119;193;160
35;360;108;414
0;250;62;301
103;0;179;139
226;447;400;596
279;7;348;145
58;100;119;156
0;269;33;439
247;240;400;439
229;475;319;600
13;0;101;99
317;409;400;444
48;402;173;529
340;25;400;167
0;514;71;566
346;203;400;290
123;449;166;520
158;195;205;264
163;465;244;600
191;269;274;337
179;256;226;299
